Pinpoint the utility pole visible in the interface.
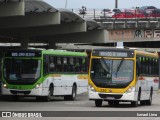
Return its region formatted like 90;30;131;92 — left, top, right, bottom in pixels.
115;0;118;8
65;0;68;8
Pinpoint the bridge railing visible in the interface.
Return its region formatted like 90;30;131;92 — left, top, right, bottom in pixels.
71;8;160;29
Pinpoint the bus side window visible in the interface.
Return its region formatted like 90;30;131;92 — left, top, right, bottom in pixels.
141;57;145;75
146;58;149;75
151;58;154;75
154;59;158;75
144;57;147;75
63;57;68;72
56;57;63;72
136;57;140;76
44;56;49;75
57;57;61;64
148;58;152;75
81;58;87;73
75;58;80;73
156;59;159;75
63;57;67;64
69;57;74;73
49;56;55;73
138;57;142;75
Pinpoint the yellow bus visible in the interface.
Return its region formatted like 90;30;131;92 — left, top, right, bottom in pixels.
88;48;159;107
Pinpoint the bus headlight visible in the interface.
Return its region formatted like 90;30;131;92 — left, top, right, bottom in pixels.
3;84;7;88
89;85;96;92
35;84;40;89
126;86;134;93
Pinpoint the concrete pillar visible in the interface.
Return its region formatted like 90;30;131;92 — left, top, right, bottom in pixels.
115;0;118;8
0;0;25;17
147;20;150;28
159;58;160;89
48;42;57;49
21;38;29;49
0;12;61;29
135;21;138;28
158;21;160;28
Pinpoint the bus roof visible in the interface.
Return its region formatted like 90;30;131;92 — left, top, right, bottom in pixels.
42;49;87;57
91;48;135;58
4;49;87;58
91;48;158;58
135;50;158;58
92;48;134;52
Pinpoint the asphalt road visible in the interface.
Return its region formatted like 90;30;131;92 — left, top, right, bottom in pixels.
0;93;160;120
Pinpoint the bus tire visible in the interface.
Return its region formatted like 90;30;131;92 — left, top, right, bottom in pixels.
138;88;141;101
131;89;141;107
64;84;77;101
145;88;153;106
131;100;138;107
140;100;146;105
95;100;102;107
44;84;54;102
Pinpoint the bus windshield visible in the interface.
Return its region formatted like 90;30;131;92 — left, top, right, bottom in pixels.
3;59;41;84
90;58;134;88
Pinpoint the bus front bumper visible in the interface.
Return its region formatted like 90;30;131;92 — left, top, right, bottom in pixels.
1;85;49;96
89;87;137;101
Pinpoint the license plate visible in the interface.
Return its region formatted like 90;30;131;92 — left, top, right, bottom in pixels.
107;97;114;99
17;92;24;95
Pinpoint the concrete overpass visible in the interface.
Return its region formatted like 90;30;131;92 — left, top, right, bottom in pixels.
0;0;25;17
0;0;160;50
0;0;103;49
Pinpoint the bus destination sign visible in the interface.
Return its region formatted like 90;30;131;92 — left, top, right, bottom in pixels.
93;50;134;58
11;52;36;57
5;51;42;57
99;51;128;57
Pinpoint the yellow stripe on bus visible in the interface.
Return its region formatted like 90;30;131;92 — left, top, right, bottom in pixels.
77;75;88;80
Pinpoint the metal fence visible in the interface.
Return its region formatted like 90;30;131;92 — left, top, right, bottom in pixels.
71;8;160;29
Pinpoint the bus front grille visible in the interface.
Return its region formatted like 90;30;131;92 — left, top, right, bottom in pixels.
10;90;31;95
99;94;123;99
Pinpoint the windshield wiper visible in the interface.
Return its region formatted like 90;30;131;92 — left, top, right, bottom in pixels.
116;58;124;77
101;57;110;71
101;58;112;79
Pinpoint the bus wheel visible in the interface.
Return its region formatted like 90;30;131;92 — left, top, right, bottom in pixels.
131;89;141;107
95;100;102;107
131;100;138;107
64;84;77;101
44;85;54;102
145;89;153;105
140;100;146;105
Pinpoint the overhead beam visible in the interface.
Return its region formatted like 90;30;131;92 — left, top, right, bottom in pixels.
0;0;25;17
33;29;108;43
0;21;86;37
0;12;60;29
21;38;29;49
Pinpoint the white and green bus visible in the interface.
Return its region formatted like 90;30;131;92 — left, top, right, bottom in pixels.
1;49;88;101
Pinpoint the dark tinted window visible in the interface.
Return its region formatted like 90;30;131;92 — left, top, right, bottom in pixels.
137;56;158;76
44;55;88;74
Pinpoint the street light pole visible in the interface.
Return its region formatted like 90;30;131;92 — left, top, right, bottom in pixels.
115;0;118;8
65;0;68;8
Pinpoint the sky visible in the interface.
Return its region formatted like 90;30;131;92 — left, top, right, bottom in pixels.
44;0;160;9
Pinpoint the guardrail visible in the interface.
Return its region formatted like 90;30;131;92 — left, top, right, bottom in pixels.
96;18;160;29
71;8;160;29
